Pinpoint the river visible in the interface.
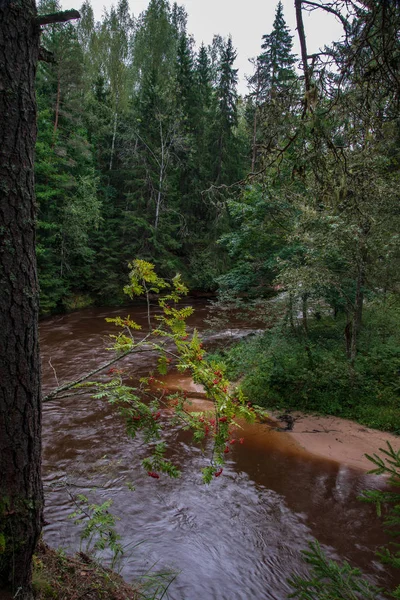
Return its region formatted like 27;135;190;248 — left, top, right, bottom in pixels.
40;300;394;599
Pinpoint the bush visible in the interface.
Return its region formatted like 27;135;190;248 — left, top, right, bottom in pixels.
214;304;400;432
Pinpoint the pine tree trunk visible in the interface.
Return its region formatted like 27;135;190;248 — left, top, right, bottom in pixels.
0;2;43;598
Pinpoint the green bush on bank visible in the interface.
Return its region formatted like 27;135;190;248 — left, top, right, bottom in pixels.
211;305;400;433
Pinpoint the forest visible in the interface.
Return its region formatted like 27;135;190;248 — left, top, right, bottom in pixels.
1;0;400;598
35;0;400;430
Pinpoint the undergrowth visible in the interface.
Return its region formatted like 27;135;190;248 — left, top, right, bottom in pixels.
209;304;400;432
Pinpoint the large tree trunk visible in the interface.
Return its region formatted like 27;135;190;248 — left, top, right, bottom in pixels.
0;1;43;598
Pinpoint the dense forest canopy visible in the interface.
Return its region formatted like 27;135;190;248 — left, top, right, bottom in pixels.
35;0;249;311
35;0;400;428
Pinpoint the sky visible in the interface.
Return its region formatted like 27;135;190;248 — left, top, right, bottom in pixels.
61;0;344;94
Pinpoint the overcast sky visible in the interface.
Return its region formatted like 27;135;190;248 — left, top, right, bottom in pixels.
61;0;344;94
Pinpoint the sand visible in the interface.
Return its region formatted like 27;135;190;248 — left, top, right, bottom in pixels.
157;372;400;472
270;411;400;472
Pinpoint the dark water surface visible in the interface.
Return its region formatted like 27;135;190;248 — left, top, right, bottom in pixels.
41;300;394;599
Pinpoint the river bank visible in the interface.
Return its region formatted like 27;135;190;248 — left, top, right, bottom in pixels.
33;542;139;600
158;373;400;472
40;303;397;598
269;411;399;472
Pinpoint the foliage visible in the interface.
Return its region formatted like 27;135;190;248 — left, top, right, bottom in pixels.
288;541;383;599
76;260;255;483
213;301;400;432
361;443;400;597
69;495;123;569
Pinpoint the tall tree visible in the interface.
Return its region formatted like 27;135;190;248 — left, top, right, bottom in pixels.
248;1;298;169
0;2;79;597
99;0;133;170
214;36;239;183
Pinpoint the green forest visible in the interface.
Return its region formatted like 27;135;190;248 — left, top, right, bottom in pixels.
35;0;400;431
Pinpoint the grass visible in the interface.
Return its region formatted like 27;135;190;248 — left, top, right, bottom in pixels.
33;542;140;600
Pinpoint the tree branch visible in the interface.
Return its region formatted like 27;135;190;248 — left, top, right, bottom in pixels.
42;331;156;402
37;9;80;26
301;0;349;30
295;0;311;94
42;349;132;402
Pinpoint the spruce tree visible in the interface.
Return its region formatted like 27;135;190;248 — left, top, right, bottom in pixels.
248;1;298;168
214;36;239;183
259;0;297;99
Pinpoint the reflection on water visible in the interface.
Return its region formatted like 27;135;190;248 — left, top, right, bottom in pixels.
41;301;394;599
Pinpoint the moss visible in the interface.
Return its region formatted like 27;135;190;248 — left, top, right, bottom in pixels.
33;542;140;600
32;571;56;599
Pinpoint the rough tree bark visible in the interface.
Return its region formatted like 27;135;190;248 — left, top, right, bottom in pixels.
0;1;42;598
0;3;80;596
0;3;79;597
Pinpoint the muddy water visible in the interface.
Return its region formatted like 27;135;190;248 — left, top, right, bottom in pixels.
41;300;394;599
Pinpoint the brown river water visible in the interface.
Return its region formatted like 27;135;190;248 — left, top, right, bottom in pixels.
40;300;395;599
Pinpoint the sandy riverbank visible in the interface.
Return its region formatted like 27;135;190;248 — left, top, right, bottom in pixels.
270;411;400;472
157;372;400;472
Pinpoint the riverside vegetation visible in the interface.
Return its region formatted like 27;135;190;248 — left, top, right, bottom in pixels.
1;0;400;597
34;0;400;434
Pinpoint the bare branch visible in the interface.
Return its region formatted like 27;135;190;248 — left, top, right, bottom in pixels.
37;9;80;26
42;349;131;403
295;0;311;94
48;358;59;388
301;0;349;29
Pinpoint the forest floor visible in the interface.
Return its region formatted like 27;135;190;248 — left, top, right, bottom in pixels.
33;542;139;600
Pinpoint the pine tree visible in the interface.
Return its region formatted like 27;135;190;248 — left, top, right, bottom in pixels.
176;32;197;130
196;43;213;109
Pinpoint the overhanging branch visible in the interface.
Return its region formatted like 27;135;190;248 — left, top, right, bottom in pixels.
301;0;349;30
37;9;80;26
